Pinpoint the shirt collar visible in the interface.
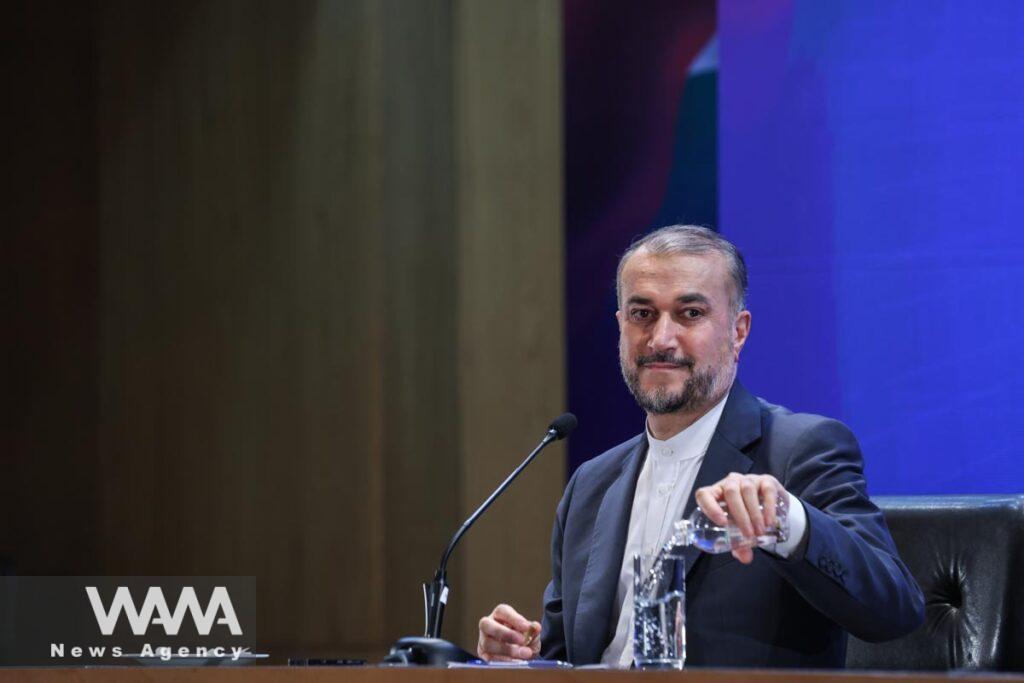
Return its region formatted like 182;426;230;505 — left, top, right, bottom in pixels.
645;393;729;461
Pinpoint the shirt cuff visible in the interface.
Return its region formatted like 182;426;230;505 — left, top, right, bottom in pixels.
772;491;807;559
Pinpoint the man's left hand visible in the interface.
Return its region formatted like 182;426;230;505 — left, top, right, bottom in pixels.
694;473;787;564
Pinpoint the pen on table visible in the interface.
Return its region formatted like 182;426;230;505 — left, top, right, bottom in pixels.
527;660;572;669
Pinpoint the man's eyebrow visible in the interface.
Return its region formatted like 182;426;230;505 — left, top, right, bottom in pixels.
676;293;710;306
624;293;712;306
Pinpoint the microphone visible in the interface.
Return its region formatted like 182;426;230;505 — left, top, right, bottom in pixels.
548;413;578;441
385;413;577;665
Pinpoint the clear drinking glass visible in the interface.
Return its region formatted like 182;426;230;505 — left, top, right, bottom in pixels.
632;545;686;670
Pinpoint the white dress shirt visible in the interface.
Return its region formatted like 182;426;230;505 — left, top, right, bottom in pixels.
599;396;808;668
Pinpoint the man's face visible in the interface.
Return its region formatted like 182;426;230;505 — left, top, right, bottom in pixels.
616;249;751;415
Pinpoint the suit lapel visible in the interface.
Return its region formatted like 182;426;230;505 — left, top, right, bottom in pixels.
680;382;763;577
572;437;646;664
570;383;764;661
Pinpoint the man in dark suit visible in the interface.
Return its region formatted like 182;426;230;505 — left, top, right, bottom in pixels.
477;225;924;667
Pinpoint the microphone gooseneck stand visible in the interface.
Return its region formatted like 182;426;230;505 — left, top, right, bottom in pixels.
384;413;577;666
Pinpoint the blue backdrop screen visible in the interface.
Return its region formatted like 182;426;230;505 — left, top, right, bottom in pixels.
719;1;1024;493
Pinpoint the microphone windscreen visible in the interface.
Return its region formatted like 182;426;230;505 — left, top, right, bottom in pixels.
548;412;578;440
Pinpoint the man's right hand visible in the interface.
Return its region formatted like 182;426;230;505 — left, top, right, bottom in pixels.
477;604;541;662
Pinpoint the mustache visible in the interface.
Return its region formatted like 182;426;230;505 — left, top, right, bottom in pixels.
636;352;694;369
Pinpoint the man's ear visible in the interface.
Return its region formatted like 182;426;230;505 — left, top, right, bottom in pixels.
615;308;623;331
733;310;751;361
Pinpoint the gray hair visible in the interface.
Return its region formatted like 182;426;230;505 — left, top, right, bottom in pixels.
615;225;748;313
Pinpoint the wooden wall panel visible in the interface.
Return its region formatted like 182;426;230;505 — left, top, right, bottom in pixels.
376;0;462;646
453;0;566;650
4;0;562;662
1;0;99;576
96;0;391;653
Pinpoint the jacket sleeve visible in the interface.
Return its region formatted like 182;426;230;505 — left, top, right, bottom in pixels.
768;418;925;642
539;467;580;661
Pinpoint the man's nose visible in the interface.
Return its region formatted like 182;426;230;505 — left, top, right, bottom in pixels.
649;314;680;351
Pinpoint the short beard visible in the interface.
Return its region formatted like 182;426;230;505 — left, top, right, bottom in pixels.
620;352;718;415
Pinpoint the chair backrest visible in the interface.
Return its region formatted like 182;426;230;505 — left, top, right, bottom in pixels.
846;495;1024;671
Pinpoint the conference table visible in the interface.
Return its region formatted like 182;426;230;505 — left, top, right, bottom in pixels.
0;668;1021;683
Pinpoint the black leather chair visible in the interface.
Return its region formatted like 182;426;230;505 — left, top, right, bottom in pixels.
846;495;1024;671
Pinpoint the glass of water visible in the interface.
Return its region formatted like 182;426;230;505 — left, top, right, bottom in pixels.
632;547;686;670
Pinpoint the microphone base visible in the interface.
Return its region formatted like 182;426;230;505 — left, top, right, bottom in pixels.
383;637;475;666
